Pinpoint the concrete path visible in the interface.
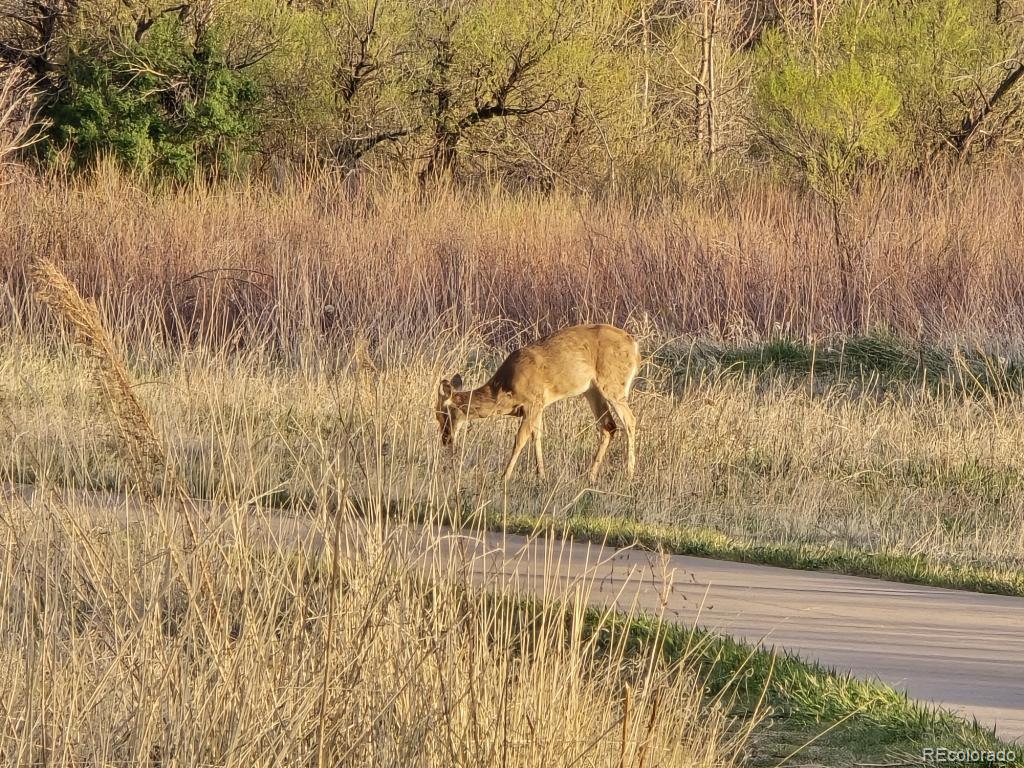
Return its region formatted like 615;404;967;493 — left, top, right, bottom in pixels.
456;529;1024;742
4;484;1023;741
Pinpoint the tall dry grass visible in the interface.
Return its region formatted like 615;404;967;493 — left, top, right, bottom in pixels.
0;261;752;766
2;168;1021;760
5;168;1024;576
0;489;748;765
3;163;1024;350
29;259;175;502
7;320;1024;578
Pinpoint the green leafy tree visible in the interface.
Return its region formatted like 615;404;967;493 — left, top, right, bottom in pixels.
264;0;601;186
753;28;900;204
845;0;1016;160
752;19;902;326
45;20;261;180
754;0;1022;178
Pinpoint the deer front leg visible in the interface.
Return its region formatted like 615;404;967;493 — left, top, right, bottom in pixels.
504;408;536;482
532;411;545;478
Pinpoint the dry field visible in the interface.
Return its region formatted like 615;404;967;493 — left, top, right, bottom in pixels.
4;168;1024;584
3;169;1024;763
5;163;1024;343
6;332;1024;578
0;256;751;765
0;486;748;765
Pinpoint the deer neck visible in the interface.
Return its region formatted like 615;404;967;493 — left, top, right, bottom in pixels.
455;384;516;419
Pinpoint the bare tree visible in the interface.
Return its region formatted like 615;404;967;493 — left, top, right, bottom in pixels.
0;0;79;91
415;1;567;182
326;0;414;166
694;0;722;162
0;65;42;181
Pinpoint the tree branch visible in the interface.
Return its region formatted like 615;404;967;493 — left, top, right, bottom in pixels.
134;4;189;42
948;56;1024;158
335;125;413;164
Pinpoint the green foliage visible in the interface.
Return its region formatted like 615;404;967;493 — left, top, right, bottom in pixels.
254;0;636;185
9;0;1024;188
44;22;261;180
261;0;416;163
753;22;902;198
754;34;900;197
753;0;1016;190
848;0;1008;152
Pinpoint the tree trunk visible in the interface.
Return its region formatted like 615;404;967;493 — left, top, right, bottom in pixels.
706;0;720;162
641;2;651;126
695;1;710;154
421;128;458;182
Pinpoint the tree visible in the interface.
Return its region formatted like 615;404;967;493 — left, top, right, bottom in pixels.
46;8;264;178
948;56;1024;158
0;65;41;181
836;0;1023;162
410;0;571;181
752;28;900;209
752;21;901;326
0;0;279;178
751;0;1024;173
260;0;582;184
0;0;79;91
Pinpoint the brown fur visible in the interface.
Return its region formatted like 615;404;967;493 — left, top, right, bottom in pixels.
436;324;640;481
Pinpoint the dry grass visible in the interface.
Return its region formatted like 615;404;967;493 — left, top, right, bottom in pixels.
6;325;1024;579
0;66;40;185
4;168;1024;579
0;259;750;766
3;163;1024;346
0;489;747;766
29;258;174;503
0;170;1020;763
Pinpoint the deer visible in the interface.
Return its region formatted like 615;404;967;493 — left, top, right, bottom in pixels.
435;324;640;482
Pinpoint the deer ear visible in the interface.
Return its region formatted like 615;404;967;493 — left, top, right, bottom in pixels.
451;373;463;390
438;379;453;399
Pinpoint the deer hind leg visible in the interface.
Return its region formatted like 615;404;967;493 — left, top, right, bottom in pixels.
584;387;617;481
504;406;541;482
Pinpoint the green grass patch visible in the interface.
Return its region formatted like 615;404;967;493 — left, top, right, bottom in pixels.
487;510;1024;598
492;597;1021;767
657;331;1024;396
628;614;1019;767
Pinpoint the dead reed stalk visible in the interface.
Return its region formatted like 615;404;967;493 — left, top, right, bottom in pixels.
30;259;171;501
28;258;222;632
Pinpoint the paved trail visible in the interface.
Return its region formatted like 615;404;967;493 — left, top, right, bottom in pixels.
5;484;1024;741
441;528;1024;742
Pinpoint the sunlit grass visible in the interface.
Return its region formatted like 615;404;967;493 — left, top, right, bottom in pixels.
6;328;1024;591
3;182;1024;765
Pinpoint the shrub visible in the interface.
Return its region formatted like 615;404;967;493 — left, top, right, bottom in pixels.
753;31;901;201
752;0;1017;188
44;21;261;181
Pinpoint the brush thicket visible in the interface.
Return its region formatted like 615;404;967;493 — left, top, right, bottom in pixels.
4;164;1024;349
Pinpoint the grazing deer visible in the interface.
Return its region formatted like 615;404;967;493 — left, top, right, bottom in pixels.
435;324;640;482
